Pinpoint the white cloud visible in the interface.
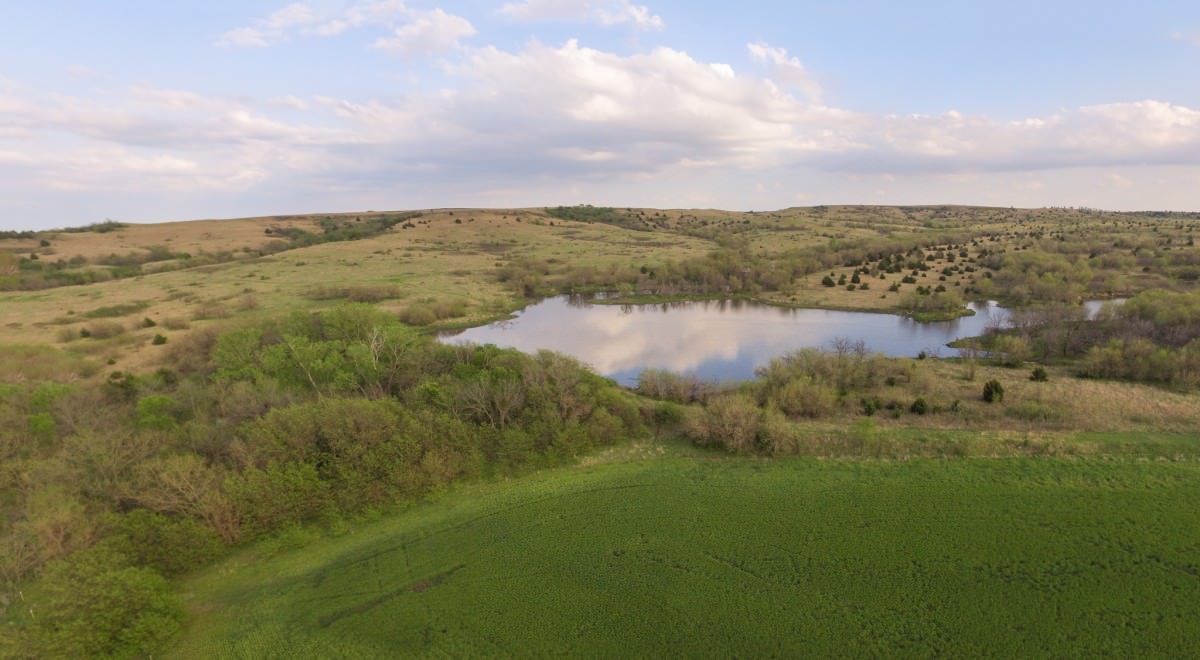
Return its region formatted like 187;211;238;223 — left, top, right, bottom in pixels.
500;0;663;30
218;27;272;48
4;39;1200;226
1170;30;1200;45
500;0;589;21
747;42;821;102
1106;173;1133;189
372;9;477;57
217;1;410;47
595;1;663;29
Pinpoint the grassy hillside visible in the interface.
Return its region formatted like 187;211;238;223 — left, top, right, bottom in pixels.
171;453;1200;658
4;205;1197;376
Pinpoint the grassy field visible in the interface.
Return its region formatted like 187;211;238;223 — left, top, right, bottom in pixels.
0;208;714;374
171;452;1200;658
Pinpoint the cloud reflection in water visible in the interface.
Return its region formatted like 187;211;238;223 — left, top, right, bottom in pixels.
444;297;1009;386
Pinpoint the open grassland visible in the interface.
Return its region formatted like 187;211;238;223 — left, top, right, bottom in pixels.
0;209;713;374
172;455;1200;658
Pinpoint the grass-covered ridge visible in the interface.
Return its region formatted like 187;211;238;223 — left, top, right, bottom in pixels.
172;455;1200;658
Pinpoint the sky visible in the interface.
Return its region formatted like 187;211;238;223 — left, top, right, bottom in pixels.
2;1;1199;229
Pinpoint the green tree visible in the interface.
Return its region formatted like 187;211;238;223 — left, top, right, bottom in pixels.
32;544;183;658
107;509;223;576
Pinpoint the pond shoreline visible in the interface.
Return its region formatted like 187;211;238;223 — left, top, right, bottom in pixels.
440;295;1021;385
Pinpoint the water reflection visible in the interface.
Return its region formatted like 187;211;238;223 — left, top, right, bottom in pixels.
442;297;1105;386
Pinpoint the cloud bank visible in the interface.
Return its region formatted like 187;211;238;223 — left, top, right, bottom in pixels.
2;3;1198;227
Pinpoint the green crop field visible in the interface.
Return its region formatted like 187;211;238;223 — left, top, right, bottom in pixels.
172;455;1200;658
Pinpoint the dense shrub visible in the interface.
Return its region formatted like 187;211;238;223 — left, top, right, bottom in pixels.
982;379;1005;403
774;377;837;418
637;369;712;403
684;393;762;454
29;544;183;658
107;510;223;577
991;335;1031;366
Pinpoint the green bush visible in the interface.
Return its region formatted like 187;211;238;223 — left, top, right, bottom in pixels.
27;412;57;441
400;304;438;326
151;333;168;345
992;335;1031;367
108;510;223;576
909;397;929;415
136;394;180;431
684;393;762;454
226;463;333;537
861;396;882;416
774;378;837;419
1030;366;1048;381
30;544;183;659
982;379;1005;403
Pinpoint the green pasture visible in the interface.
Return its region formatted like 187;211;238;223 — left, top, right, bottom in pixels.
173;456;1200;658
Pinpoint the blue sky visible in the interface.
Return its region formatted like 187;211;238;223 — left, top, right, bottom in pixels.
2;1;1198;229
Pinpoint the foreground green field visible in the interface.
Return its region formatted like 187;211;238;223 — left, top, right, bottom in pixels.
172;454;1200;658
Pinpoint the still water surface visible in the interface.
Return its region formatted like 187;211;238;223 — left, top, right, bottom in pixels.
444;297;1114;386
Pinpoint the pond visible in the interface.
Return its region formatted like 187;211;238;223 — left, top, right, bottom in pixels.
443;296;1119;386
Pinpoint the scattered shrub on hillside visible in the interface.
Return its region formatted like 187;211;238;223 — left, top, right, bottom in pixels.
306;285;402;303
1005;399;1063;423
151;334;168;345
84;302;149;319
861;396;882;416
399;299;466;326
399;304;437;326
141;317;157;328
909;397;929;415
191;302;232;320
982;379;1005;403
84;320;126;339
1030;366;1048;381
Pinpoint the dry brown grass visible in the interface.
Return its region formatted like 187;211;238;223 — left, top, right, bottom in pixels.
788;360;1200;436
